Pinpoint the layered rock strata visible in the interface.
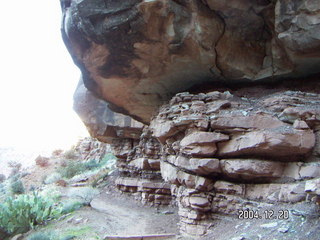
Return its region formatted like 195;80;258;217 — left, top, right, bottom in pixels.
114;127;172;206
74;137;111;161
74;78;172;205
61;0;320;123
150;89;320;236
61;0;320;237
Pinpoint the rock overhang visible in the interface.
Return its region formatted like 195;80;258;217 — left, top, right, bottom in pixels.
61;0;320;124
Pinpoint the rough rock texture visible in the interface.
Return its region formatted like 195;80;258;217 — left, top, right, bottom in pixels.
73;77;143;143
73;137;110;161
150;89;320;236
74;78;172;205
113;127;173;206
62;0;320;123
61;0;320;238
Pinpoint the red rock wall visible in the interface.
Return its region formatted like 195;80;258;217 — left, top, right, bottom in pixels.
112;127;172;206
62;0;320;236
150;88;320;236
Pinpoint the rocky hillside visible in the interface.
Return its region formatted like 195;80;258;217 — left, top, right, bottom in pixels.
0;147;52;177
60;0;320;238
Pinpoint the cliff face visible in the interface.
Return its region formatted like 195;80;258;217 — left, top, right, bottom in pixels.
61;0;320;123
62;0;320;237
150;87;320;235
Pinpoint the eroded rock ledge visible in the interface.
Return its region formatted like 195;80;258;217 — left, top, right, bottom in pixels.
61;0;320;123
150;89;320;236
75;82;320;237
74;77;173;206
62;0;320;237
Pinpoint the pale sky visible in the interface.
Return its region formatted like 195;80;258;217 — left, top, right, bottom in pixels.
0;0;89;151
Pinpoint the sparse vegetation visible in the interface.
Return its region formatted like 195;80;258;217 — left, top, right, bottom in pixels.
67;187;99;205
8;161;22;177
59;226;93;240
44;173;62;185
0;142;117;239
61;199;84;214
57;160;85;179
0;174;6;183
40;185;62;202
10;174;25;195
0;182;9;203
57;153;115;179
63;149;78;160
0;192;62;238
27;232;54;240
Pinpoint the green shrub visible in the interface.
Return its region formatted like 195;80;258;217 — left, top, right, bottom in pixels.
0;183;5;194
44;173;62;185
57;161;85;179
97;153;116;172
83;159;101;170
0;183;9;203
40;186;61;202
59;226;92;239
27;232;54;240
0;192;62;237
58;157;112;179
101;153;115;162
61;200;84;214
10;175;25;195
84;153;115;170
67;187;99;205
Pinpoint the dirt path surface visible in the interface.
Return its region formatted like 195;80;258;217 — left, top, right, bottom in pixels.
24;186;180;240
203;202;320;240
89;190;179;236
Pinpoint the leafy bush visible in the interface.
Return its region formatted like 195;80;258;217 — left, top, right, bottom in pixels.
0;192;62;237
10;175;25;195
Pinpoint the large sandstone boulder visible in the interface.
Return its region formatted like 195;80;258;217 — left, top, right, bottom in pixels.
61;0;320;123
73;77;144;143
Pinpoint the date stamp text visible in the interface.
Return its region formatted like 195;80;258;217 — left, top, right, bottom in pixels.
238;209;289;220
